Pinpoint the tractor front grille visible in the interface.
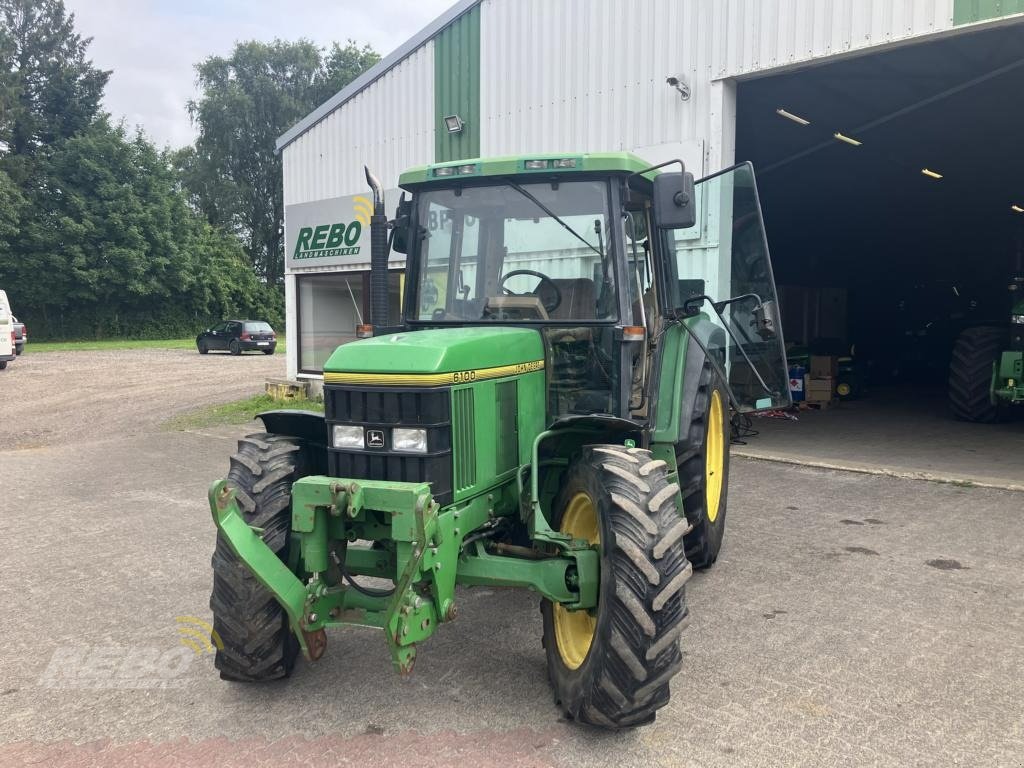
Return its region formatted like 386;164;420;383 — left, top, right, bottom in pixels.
324;385;453;505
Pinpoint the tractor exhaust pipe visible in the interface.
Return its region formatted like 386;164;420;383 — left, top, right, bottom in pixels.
365;166;389;331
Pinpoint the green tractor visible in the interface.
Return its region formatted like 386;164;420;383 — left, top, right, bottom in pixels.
208;154;790;728
949;272;1024;423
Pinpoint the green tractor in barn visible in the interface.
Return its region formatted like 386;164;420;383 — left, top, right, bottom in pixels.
208;154;790;728
948;268;1024;423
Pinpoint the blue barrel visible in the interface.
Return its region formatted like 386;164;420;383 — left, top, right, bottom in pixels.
789;364;806;402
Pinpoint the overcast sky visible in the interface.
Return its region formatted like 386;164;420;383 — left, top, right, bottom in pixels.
63;0;459;149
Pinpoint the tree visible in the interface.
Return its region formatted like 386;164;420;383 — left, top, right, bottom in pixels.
1;119;278;338
0;167;23;258
0;0;109;161
187;39;379;285
318;41;380;102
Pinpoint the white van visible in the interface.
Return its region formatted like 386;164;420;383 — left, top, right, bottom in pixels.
0;304;14;369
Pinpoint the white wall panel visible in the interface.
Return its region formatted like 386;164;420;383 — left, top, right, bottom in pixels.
282;42;435;208
713;0;951;77
479;0;954;172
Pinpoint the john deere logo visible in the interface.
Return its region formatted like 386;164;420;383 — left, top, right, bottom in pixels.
293;195;371;260
366;430;385;449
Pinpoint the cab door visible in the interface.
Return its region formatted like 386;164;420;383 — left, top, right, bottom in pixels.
659;162;791;412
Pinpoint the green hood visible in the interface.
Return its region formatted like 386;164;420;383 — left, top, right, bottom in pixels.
324;327;544;374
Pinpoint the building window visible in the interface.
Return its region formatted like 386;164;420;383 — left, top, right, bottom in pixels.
296;271;404;373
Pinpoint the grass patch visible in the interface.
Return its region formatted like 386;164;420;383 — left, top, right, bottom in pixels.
166;393;323;431
25;338;287;353
26;338;196;353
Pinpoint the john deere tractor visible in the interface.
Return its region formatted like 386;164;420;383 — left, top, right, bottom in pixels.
208;154;790;728
949;271;1024;423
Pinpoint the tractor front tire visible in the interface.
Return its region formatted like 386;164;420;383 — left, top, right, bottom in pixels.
210;433;307;681
949;326;1006;423
678;366;731;569
541;445;691;729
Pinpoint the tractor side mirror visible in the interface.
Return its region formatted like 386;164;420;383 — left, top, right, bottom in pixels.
753;299;780;340
653;171;696;230
391;194;412;254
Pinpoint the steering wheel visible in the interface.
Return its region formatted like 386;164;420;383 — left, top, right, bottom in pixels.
499;269;562;314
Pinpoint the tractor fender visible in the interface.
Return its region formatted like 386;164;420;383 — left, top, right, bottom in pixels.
548;413;643;439
256;410;329;475
676;319;727;442
256;409;327;445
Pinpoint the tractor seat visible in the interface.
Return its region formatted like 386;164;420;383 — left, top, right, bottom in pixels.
537;278;597;320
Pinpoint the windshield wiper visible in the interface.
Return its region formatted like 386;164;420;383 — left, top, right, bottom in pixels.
504;180;605;260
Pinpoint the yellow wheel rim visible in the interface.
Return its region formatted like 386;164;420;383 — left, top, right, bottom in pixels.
553;492;600;670
705;389;725;523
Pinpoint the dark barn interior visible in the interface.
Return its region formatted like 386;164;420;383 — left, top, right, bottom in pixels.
737;21;1024;389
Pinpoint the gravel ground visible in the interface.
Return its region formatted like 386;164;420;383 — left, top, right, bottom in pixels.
0;348;283;448
1;350;1022;767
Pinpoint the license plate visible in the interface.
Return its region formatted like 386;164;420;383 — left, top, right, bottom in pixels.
257;341;269;346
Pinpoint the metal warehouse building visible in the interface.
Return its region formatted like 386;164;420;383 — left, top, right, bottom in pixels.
278;0;1024;444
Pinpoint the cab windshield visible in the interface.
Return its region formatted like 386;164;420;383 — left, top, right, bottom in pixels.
410;180;618;323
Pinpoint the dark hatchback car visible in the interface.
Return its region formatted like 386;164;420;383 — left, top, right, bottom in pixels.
196;320;277;355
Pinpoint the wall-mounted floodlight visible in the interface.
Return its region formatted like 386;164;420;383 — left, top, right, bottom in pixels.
444;114;465;134
921;168;943;179
833;132;862;146
776;108;810;125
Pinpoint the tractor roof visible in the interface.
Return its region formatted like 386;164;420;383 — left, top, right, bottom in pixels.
398;151;659;188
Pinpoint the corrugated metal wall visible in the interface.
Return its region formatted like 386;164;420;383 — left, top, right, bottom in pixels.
434;5;481;161
283;0;958;205
282;42;435;207
479;0;954;163
716;0;952;76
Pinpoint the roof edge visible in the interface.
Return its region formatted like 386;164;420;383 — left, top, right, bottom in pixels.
275;0;481;153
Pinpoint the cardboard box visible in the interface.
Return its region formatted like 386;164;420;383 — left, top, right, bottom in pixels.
809;355;838;379
804;375;834;402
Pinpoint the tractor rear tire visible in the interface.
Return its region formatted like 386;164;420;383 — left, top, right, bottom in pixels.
210;433;307;681
949;326;1007;423
678;365;731;569
541;445;691;730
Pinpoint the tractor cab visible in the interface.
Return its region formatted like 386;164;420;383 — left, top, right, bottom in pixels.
388;153;790;422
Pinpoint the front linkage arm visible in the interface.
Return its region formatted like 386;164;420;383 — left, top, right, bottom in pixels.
209;476;598;674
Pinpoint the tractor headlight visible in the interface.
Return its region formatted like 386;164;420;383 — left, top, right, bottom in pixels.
1012;315;1024;325
332;425;364;449
392;428;427;453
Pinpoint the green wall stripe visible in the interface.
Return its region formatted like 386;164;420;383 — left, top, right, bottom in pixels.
434;5;480;162
954;0;1024;24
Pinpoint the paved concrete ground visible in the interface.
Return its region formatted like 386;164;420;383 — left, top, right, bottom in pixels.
737;387;1024;490
1;353;1022;767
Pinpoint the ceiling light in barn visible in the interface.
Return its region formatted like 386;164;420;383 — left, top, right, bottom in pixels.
833;132;862;147
921;168;943;180
776;108;810;125
1012;205;1024;214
